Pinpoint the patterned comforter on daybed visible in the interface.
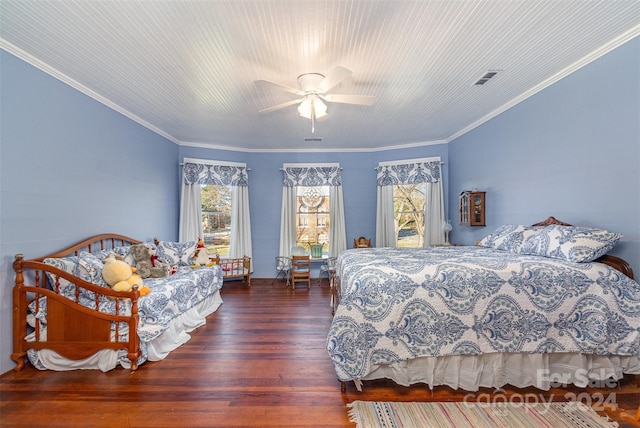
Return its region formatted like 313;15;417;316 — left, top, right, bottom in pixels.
27;249;223;370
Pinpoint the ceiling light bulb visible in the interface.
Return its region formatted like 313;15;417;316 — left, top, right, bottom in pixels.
298;98;312;118
298;95;327;119
314;99;328;118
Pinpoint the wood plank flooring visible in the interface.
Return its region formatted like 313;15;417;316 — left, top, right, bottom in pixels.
1;278;639;427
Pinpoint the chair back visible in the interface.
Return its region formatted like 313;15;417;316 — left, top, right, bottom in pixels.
291;246;307;256
291;255;311;289
275;256;291;269
354;237;372;248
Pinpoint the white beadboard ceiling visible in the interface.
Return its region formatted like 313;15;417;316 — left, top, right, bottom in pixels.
1;1;639;152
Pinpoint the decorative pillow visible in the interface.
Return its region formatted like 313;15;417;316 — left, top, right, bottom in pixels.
74;252;109;287
92;246;134;265
495;228;541;253
43;256;79;295
478;225;530;249
519;225;622;263
155;241;197;267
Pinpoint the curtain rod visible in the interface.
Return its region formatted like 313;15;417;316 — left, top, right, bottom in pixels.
179;162;251;171
280;167;343;170
374;161;445;170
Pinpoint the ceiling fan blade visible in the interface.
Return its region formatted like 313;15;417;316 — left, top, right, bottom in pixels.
259;98;304;113
317;66;353;93
256;80;303;95
323;94;376;106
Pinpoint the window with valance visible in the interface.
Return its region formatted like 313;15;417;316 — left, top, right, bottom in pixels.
375;157;445;248
279;163;346;258
179;158;252;260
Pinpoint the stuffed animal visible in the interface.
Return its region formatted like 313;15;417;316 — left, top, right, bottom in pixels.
190;237;214;268
102;254;150;296
130;243;170;278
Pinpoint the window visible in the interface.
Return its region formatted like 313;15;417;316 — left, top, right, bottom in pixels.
376;157;444;247
180;158;251;259
393;183;426;248
296;186;330;254
279;163;346;258
201;184;232;256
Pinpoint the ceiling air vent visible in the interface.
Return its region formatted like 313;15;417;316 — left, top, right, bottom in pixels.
474;71;500;85
304;137;323;142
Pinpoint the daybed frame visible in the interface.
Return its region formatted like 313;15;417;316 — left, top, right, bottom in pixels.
12;234;144;371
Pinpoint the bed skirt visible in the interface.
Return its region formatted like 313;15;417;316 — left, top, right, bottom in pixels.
27;291;223;371
355;352;640;391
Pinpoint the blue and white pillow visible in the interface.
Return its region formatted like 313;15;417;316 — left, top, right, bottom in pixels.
43;256;79;295
75;252;109;287
479;225;540;253
496;227;541;253
155;241;197;266
519;225;622;263
92;246;135;265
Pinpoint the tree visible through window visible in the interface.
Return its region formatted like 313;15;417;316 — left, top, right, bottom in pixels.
296;186;330;254
201;184;231;256
394;183;426;247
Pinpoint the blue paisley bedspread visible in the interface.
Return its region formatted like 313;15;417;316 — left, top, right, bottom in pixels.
326;246;640;382
31;265;223;343
134;266;223;341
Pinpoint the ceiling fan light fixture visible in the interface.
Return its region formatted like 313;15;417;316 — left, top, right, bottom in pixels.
297;95;327;119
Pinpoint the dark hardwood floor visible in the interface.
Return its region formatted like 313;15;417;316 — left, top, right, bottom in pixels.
1;278;639;427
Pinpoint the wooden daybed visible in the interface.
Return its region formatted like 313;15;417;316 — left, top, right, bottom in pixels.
12;234;224;372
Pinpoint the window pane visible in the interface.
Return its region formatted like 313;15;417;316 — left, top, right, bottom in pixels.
201;184;232;256
393;183;426;248
296;186;330;256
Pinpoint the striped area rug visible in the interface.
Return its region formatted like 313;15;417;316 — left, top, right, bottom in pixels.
347;401;617;428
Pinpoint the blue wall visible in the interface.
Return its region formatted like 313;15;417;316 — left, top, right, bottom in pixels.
1;36;638;374
448;37;640;275
0;51;180;373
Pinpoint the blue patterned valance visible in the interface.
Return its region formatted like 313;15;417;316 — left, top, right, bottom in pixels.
376;161;440;186
183;162;248;186
282;165;342;187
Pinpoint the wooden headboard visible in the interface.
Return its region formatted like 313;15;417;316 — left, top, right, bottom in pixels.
532;216;634;279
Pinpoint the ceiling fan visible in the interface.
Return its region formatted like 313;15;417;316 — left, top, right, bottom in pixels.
258;66;375;133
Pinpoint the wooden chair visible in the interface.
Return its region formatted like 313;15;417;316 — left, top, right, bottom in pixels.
291;246;307;256
354;236;371;248
291;255;311;290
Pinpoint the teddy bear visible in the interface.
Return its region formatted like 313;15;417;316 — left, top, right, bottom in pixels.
190;237;215;268
102;254;150;296
130;243;171;279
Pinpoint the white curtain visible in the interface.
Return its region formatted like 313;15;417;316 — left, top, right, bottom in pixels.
229;185;252;259
328;185;347;257
179;183;203;242
375;157;444;248
279;163;346;258
375;184;396;247
424;175;445;246
278;186;297;258
179;159;252;258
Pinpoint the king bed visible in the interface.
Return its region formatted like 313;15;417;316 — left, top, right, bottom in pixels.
327;217;640;391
